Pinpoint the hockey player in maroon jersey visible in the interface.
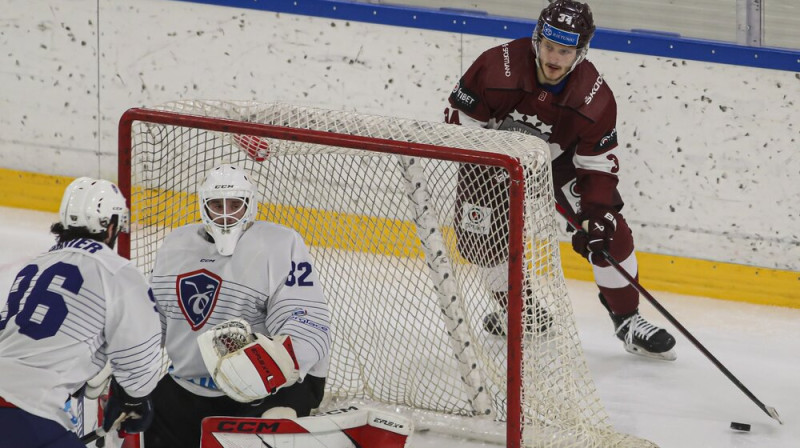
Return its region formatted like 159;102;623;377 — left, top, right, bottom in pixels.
446;0;676;360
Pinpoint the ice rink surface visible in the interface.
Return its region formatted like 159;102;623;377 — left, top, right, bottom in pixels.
1;205;797;448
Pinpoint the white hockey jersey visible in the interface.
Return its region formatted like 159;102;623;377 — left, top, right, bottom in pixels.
150;222;331;397
0;238;163;429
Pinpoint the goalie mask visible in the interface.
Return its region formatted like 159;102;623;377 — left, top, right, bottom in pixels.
59;177;130;244
198;164;257;256
532;0;596;76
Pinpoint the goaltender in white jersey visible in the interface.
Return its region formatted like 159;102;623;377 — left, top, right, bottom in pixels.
0;177;162;448
144;164;331;448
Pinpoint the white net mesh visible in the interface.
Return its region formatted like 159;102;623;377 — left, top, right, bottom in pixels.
121;100;656;448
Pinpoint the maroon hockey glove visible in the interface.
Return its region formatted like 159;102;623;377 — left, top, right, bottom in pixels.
571;210;617;263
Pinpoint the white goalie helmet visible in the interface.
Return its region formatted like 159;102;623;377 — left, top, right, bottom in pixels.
198;164;258;256
59;177;130;234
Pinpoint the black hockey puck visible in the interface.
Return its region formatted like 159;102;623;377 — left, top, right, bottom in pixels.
730;422;751;432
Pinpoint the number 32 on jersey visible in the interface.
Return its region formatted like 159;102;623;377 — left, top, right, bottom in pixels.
285;261;314;287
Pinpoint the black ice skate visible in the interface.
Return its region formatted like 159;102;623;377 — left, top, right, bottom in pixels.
599;293;676;360
610;309;677;361
483;294;553;336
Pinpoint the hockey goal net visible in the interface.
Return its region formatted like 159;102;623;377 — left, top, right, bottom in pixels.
118;100;655;448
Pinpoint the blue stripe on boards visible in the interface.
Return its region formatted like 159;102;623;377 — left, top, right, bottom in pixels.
175;0;800;72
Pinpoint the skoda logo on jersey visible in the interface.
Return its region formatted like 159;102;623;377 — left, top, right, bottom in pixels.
541;23;580;47
176;269;223;330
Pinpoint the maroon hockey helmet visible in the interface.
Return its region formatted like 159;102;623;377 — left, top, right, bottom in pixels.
532;0;596;72
534;0;596;49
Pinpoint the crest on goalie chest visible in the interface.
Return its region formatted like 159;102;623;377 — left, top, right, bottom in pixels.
176;269;223;330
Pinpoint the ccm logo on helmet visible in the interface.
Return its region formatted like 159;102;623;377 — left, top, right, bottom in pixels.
214;185;234;189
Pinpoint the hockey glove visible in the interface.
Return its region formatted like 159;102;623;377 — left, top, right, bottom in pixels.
571;210;617;263
198;319;301;403
102;378;154;434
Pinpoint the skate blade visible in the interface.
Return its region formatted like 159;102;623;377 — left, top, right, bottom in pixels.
624;344;677;361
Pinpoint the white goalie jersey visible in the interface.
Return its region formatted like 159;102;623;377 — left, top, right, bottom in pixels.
150;222;331;397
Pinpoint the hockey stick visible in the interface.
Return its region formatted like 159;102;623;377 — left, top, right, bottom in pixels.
555;202;783;424
80;427;106;445
79;411;130;445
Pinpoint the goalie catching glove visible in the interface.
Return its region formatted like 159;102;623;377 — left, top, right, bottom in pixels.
198;319;300;403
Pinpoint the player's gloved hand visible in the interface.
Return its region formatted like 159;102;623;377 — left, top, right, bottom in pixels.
102;378;154;434
571;210;617;263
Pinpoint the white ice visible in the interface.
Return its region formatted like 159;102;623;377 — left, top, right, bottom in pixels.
1;206;797;448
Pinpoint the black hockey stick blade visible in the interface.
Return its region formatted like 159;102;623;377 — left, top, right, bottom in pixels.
80;427;105;444
555;202;783;424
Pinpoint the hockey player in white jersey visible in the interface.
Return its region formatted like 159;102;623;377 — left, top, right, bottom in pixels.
144;164;332;448
0;177;163;447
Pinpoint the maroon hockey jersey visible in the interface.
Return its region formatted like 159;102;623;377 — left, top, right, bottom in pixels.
448;37;623;217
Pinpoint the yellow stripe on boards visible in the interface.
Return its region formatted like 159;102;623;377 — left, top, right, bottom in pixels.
260;203;426;259
560;243;800;308
2;167;798;308
0;168;72;212
129;186;427;259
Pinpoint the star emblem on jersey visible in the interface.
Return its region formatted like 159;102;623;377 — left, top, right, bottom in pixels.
508;111;553;138
176;269;223;330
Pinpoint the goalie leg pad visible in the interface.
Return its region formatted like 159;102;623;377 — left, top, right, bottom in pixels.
200;406;412;448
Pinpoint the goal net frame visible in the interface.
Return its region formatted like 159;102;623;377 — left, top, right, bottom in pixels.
116;101;655;448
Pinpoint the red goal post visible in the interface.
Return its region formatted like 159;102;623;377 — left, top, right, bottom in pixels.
116;101;655;448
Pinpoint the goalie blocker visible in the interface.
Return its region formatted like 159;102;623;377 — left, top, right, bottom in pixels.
200;406;413;448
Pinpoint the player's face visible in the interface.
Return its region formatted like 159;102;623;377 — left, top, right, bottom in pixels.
536;39;579;85
206;198;247;227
